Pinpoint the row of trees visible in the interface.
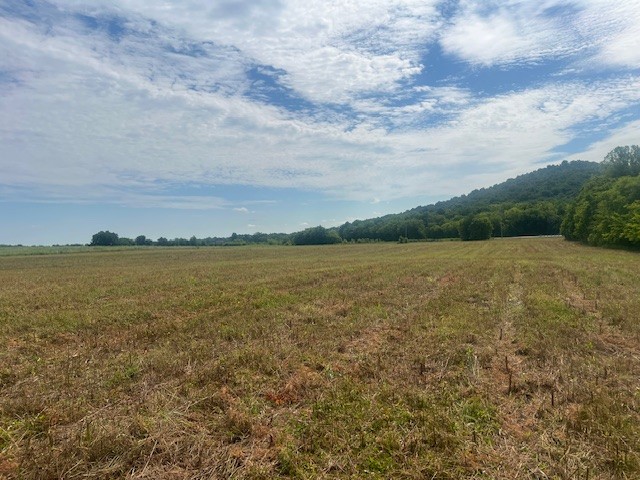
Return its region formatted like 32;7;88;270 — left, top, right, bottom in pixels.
335;200;565;242
561;146;640;248
90;154;635;247
89;231;291;247
90;231;189;246
91;227;349;247
90;200;563;248
335;161;596;243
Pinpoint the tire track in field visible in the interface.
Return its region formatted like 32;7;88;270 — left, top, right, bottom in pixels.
477;264;548;478
562;271;640;361
335;270;462;380
492;264;525;397
481;263;640;479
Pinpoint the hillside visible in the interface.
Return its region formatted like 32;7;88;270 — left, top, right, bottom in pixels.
83;160;602;246
423;160;601;210
337;160;601;242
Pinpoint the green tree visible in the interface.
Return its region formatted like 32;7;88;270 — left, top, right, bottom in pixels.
135;235;147;246
292;226;342;245
403;218;427;240
602;145;640;178
459;215;492;241
117;237;134;246
562;147;640;248
560;203;576;240
90;231;119;246
623;201;640;243
503;202;561;236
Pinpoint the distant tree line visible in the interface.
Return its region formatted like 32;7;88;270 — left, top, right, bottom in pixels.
337;161;598;242
90;157;621;247
89;231;291;247
335;200;564;243
561;146;640;249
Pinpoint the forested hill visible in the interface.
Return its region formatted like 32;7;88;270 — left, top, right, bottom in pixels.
86;160;603;246
416;160;601;211
337;160;601;242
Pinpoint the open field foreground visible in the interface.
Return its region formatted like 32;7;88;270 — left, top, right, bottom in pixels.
0;238;638;479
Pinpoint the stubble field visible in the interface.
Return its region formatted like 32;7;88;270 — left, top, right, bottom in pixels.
0;238;638;479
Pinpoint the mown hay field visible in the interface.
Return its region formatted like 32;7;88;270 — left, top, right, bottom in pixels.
1;238;638;479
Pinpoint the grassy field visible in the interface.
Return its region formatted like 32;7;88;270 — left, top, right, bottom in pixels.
0;245;95;257
0;238;638;479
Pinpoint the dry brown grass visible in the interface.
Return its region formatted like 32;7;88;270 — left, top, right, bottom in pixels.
0;239;638;478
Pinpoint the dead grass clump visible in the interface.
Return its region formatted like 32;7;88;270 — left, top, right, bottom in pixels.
264;366;324;406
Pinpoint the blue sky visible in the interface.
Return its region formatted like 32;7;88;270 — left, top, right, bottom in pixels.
1;0;639;245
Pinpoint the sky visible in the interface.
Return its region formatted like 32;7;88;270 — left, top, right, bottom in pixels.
1;0;640;245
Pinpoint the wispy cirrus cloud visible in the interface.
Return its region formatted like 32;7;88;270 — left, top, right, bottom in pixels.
585;2;640;68
439;0;640;69
47;0;441;106
439;1;584;67
1;0;640;216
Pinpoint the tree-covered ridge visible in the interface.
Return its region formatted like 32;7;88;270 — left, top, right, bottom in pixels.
338;160;601;242
426;159;601;208
88;159;603;246
561;146;640;248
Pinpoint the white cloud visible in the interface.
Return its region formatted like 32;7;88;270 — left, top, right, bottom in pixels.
344;76;640;200
440;1;580;66
441;12;560;66
49;0;442;105
440;0;640;69
582;1;640;69
598;31;640;68
2;0;640;213
2;21;639;205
